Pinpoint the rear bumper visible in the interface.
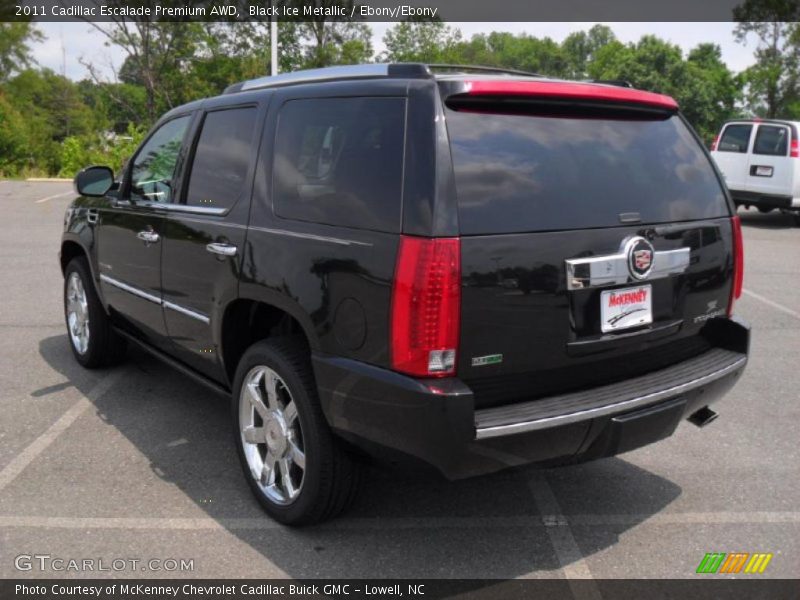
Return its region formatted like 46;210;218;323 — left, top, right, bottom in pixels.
730;190;794;210
313;317;750;479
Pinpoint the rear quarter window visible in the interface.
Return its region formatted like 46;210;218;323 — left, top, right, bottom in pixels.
273;97;406;232
446;110;729;234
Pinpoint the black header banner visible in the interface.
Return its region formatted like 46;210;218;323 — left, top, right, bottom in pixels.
3;0;798;23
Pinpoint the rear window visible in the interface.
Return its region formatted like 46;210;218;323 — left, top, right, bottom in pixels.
753;125;789;156
446;110;729;234
273;97;405;232
718;124;753;153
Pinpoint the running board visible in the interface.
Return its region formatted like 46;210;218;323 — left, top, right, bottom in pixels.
113;328;230;398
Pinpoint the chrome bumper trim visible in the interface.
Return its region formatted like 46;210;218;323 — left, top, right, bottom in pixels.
474;355;746;440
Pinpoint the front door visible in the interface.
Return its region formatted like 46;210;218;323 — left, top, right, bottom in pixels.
97;114;193;344
161;105;261;381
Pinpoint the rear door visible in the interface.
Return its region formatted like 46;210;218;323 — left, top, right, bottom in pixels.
745;123;793;197
443;91;734;408
712;122;754;192
160;103;263;381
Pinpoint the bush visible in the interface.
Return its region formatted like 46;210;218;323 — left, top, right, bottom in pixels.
59;122;146;178
0;93;29;176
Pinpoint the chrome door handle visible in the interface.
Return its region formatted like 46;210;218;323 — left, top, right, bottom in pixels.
136;230;160;244
206;242;237;257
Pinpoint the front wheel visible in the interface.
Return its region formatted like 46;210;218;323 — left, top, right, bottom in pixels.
63;257;126;368
232;338;361;525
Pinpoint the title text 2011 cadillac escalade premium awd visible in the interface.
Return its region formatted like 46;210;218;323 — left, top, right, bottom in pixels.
61;64;750;524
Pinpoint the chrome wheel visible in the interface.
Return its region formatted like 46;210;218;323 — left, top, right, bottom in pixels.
239;365;305;505
66;272;90;355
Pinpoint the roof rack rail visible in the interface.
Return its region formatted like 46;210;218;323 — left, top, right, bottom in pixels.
224;63;432;94
588;79;634;88
427;64;542;78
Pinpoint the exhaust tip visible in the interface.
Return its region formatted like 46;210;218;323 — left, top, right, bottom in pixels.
688;406;718;428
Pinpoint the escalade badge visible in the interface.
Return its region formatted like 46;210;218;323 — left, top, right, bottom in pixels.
626;237;655;280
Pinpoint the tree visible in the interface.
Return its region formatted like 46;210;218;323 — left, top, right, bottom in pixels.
295;1;373;68
0;92;28;175
589;36;739;142
381;19;462;63
734;1;800;117
79;16;206;123
5;69;98;173
562;25;616;79
0;23;42;82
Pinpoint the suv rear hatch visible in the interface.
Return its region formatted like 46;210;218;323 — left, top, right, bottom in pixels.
441;79;737;409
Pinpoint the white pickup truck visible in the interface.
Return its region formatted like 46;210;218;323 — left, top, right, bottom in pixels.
710;119;800;225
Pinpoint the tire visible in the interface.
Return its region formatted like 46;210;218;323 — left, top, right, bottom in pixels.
232;337;361;525
63;257;127;368
794;213;800;228
757;207;772;214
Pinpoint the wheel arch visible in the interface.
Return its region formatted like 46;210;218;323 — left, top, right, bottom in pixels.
60;238;89;274
219;295;318;385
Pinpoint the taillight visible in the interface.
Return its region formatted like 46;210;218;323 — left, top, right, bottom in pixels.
391;236;460;377
728;215;744;317
791;138;799;158
710;135;719;151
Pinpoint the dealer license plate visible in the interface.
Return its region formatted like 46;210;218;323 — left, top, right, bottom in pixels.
600;285;653;333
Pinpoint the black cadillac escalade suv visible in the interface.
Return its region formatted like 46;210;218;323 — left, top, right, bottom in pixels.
61;64;750;525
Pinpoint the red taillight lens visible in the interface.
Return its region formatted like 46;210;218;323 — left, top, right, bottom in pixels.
790;138;799;158
728;215;744;317
710;135;719;151
391;236;461;377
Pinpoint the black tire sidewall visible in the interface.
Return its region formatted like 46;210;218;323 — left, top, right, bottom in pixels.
63;258;107;368
231;339;333;525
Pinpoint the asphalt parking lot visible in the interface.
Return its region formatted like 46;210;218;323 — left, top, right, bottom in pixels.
0;180;798;583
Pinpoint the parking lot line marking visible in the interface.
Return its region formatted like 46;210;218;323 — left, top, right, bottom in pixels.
0;371;125;493
743;288;800;321
528;474;602;598
0;511;798;532
34;190;73;204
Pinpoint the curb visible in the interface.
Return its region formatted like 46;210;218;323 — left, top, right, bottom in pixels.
26;178;72;183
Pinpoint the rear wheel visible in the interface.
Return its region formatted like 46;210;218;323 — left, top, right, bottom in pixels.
232;338;361;525
63;257;126;368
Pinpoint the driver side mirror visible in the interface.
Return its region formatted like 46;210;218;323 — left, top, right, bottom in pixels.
75;166;114;197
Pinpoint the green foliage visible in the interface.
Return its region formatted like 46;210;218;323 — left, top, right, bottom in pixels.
0;92;28;176
381;20;462;63
0;23;42;82
589;36;741;142
0;20;796;176
59;123;147;178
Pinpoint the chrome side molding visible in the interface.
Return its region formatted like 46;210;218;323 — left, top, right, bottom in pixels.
100;274;209;324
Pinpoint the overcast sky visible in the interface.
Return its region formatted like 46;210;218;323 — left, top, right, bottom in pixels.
34;22;757;82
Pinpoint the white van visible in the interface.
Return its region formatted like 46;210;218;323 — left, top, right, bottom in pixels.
710;119;800;224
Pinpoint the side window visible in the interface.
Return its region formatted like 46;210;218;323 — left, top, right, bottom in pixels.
753;125;789;156
185;107;258;210
273;97;405;232
717;124;753;153
130;116;191;203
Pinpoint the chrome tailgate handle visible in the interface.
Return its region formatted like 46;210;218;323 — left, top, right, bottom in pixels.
136;230;160;244
206;242;237;257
